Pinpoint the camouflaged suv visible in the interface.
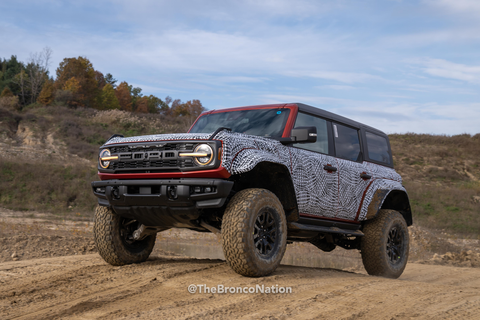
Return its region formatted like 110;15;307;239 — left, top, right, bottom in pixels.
92;103;412;278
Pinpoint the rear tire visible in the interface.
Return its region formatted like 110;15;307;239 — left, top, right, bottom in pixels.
222;188;287;277
361;209;409;278
94;206;156;266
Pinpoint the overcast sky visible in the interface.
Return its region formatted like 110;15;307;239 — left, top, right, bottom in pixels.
1;0;479;134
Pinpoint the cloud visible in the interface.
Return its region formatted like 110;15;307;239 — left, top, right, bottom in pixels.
418;58;480;83
425;0;480;14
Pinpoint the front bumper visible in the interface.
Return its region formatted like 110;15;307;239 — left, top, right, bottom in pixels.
91;178;233;228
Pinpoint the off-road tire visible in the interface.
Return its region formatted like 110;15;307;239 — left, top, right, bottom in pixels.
222;188;287;277
361;209;409;279
94;206;156;266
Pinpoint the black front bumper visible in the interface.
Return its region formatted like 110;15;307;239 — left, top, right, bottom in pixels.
91;178;233;228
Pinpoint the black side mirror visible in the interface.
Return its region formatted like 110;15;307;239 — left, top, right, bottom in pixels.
276;126;317;145
291;126;317;143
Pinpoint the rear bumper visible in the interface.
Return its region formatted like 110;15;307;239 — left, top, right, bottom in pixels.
91;178;233;228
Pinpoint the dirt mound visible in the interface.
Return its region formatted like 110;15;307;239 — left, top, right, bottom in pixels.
423;250;480;268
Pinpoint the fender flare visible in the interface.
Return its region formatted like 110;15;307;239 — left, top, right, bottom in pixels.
365;188;413;226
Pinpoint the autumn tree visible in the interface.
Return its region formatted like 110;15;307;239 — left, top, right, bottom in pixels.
100;83;120;110
1;87;13;97
55;56;99;108
171;99;205;118
95;71;106;90
135;96;149;113
37;79;55;105
115;81;132;111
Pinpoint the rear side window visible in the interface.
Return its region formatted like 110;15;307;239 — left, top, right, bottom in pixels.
292;112;329;154
366;132;391;165
333;123;361;162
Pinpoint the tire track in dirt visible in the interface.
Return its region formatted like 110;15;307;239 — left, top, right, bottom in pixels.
1;254;480;319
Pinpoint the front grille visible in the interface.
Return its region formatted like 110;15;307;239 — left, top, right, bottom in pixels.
111;159;195;170
105;142;201;172
110;143;194;154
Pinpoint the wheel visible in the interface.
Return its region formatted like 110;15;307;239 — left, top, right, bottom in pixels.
94;206;156;266
222;188;287;277
361;209;409;278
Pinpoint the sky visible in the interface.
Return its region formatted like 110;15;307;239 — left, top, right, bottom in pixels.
1;0;479;135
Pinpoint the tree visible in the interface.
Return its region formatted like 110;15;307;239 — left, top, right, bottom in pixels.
100;83;120;110
145;95;168;114
12;69;30;105
128;85;143;111
105;73;117;88
0;55;24;96
55;57;99;108
135;96;149;113
0;87;13;97
27;47;52;104
170;99;204;118
61;77;81;107
95;71;106;90
37;80;55;105
115;81;132;111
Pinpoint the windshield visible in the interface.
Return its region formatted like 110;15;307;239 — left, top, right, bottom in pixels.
189;108;290;138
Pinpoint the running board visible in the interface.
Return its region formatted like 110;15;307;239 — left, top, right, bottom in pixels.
288;222;364;237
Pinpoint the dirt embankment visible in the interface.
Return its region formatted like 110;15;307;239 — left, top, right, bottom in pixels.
1;211;480;319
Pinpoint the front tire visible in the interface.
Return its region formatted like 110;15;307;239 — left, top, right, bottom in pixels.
94;206;156;266
222;188;287;277
361;209;409;278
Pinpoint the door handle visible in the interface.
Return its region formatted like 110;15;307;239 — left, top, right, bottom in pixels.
360;172;372;180
323;164;337;172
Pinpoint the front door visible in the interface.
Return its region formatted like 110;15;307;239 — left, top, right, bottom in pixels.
289;112;338;218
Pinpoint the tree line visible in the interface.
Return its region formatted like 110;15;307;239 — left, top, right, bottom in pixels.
0;48;205;118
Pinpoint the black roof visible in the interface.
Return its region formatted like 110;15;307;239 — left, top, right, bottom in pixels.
295;103;387;137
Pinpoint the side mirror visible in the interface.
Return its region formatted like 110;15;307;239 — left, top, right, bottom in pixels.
291;126;317;143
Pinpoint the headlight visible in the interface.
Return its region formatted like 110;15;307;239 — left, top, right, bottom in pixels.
193;144;214;165
99;149;114;169
179;144;214;166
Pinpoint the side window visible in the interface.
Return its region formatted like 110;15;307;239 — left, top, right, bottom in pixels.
366;132;391;165
333;123;361;162
292;112;329;154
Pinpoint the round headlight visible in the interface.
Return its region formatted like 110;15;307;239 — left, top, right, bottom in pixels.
194;144;214;166
99;149;111;169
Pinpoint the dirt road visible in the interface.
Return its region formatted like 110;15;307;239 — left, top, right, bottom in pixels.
1;252;479;320
1;211;480;319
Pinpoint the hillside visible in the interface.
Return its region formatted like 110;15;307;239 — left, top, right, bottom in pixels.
1;106;479;236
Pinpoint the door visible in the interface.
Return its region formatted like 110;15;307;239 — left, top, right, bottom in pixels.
332;123;371;221
289;112;338;218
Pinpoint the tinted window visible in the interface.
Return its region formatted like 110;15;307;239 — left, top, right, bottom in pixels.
333;123;361;162
190;108;290;138
292;112;329;154
366;132;391;165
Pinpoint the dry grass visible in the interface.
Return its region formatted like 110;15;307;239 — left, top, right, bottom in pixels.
0;160;98;215
390;133;480;237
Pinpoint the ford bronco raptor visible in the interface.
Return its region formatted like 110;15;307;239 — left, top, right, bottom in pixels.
92;103;412;279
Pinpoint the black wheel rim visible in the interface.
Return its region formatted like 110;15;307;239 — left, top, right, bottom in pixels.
387;226;404;265
253;208;278;257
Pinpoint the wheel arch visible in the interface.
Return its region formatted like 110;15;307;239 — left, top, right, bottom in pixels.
231;161;299;222
365;189;413;226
